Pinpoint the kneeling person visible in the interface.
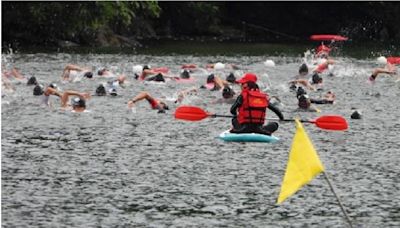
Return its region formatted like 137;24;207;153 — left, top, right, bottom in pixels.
230;73;284;135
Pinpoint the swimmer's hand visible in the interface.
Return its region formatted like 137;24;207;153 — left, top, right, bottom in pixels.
127;100;135;109
81;93;91;100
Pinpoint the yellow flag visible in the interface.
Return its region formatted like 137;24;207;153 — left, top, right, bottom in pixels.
277;119;325;204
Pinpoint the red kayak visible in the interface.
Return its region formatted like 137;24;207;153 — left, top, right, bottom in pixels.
387;57;400;65
310;34;348;41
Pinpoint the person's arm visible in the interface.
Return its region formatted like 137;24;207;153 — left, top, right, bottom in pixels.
268;103;284;120
62;64;89;80
61;90;90;108
127;91;153;108
11;68;25;79
214;76;229;90
230;95;242;115
44;87;62;97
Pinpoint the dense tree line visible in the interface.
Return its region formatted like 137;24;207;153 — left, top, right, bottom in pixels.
2;1;399;49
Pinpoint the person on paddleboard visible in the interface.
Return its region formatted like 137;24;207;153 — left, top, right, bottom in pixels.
368;56;398;82
127;91;169;113
230;73;284;135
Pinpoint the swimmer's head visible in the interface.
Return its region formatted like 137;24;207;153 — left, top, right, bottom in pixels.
377;56;387;65
84;72;93;78
222;86;235;99
180;70;190;79
27;76;38;86
97;69;107;76
312;73;323;84
33;84;44;96
72;97;86;109
351;110;362;119
49;83;58;89
95;84;106;96
207;74;215;83
142;65;151;71
299;63;309;75
159;101;169;111
298;94;311;109
289;83;297;91
226;73;236;83
296;86;307;98
214;62;225;70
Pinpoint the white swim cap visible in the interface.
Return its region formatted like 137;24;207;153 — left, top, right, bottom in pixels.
377;56;387;65
264;60;275;67
214;62;225;70
133;65;143;73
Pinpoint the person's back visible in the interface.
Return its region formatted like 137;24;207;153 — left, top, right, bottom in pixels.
230;73;282;135
236;84;268;126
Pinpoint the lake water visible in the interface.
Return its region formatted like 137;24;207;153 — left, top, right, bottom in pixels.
2;50;400;227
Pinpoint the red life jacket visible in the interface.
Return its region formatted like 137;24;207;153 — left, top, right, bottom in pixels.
317;45;331;54
238;89;268;124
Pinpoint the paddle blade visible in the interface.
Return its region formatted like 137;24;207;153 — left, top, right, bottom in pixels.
174;106;210;121
313;115;348;131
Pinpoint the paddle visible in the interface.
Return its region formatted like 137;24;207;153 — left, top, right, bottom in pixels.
174;106;348;131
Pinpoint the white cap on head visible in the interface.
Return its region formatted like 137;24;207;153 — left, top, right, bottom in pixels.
133;65;143;73
214;62;225;70
377;56;387;65
264;59;275;67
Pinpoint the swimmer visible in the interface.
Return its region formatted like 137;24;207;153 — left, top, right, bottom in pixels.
61;90;91;112
127;91;169;113
368;56;398;82
61;64;93;82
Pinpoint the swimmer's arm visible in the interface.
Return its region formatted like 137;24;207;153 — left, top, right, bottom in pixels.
128;91;153;108
61;90;90;107
11;68;25;79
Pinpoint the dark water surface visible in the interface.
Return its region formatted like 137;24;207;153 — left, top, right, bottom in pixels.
2;53;400;227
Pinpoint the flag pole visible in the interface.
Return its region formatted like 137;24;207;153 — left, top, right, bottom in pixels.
323;172;353;228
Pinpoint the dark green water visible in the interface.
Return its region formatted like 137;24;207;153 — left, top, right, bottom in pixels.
9;41;399;58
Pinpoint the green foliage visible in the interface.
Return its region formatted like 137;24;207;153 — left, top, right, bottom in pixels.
2;2;161;45
2;2;400;48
